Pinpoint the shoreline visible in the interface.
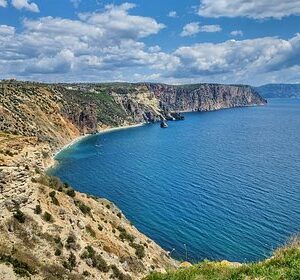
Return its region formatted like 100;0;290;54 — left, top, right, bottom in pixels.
47;122;146;170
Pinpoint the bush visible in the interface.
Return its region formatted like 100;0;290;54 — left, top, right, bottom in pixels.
0;254;36;277
54;248;62;256
34;205;42;214
118;227;135;243
131;243;145;259
49;191;56;198
49;191;60;206
81;246;109;272
74;200;91;215
111;264;132;280
117;212;122;219
14;209;25;223
66;189;76;198
43;211;53;223
62;252;77;271
86;225;96;238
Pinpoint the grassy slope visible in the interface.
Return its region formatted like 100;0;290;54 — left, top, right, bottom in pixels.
145;236;300;280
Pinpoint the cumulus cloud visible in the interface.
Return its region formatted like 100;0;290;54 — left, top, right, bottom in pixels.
79;3;165;39
0;3;173;81
168;11;178;18
230;30;244;37
198;0;300;19
181;22;221;36
1;2;300;85
11;0;39;12
0;0;7;7
168;35;300;84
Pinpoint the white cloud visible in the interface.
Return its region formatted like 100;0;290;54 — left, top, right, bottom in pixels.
181;22;200;37
230;30;244;37
0;0;7;7
0;25;15;35
168;35;300;84
200;24;222;32
1;3;300;85
79;3;165;39
168;11;178;18
11;0;39;12
198;0;300;19
181;22;221;36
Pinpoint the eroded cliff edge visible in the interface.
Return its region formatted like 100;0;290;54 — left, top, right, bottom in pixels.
0;81;266;279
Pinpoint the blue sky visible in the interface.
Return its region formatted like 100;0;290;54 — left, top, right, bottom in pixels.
0;0;300;85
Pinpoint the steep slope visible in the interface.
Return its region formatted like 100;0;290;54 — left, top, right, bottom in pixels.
256;83;300;98
0;80;266;279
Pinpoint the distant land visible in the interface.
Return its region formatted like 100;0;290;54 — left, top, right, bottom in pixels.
256;84;300;99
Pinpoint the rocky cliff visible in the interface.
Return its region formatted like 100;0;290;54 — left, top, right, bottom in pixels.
0;80;266;280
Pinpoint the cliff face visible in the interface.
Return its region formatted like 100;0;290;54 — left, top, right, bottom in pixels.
146;83;266;112
0;80;266;280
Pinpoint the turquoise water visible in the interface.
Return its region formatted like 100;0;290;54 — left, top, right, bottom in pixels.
50;99;300;262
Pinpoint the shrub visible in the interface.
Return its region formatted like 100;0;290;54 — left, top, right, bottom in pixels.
118;227;135;243
65;234;77;250
43;211;53;223
111;264;132;280
49;191;56;198
34;205;42;214
86;225;96;238
117;212;122;219
131;243;145;259
66;189;76;198
0;254;36;277
83;270;90;277
49;191;60;206
81;246;109;272
106;204;111;209
74;200;91;215
14;209;25;223
54;248;62;256
62;252;77;271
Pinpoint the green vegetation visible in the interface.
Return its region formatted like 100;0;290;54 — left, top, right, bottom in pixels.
85;225;96;237
49;191;60;206
63;252;77;272
43;211;53;222
131;243;145;259
81;246;109;272
74;200;91;215
13;209;26;223
0;254;36;277
34;204;42;214
118;226;135;243
66;188;76;198
145;236;300;280
110;264;132;280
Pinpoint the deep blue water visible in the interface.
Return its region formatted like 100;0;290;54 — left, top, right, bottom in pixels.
49;99;300;263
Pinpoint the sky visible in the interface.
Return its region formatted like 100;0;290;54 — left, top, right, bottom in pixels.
0;0;300;85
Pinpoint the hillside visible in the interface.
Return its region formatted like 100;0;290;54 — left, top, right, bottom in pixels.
256;83;300;98
0;80;266;279
145;236;300;280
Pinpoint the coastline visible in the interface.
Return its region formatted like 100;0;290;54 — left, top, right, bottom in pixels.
47;122;146;170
